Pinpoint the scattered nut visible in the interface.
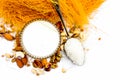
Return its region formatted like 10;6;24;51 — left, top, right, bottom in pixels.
36;68;44;75
72;33;80;38
15;58;24;68
15;52;25;58
51;63;58;69
61;32;67;37
4;53;13;58
26;63;30;67
3;33;14;41
0;25;5;34
98;37;101;40
21;55;28;65
32;59;43;68
13;46;23;51
62;68;67;73
31;68;37;74
11;58;16;63
55;56;61;62
31;68;44;76
41;58;48;67
69;27;75;33
1;54;5;57
44;63;51;71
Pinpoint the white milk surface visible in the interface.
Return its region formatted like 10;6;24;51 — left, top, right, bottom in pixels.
21;20;60;58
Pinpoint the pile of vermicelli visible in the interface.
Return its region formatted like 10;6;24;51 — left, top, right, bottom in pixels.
0;0;104;32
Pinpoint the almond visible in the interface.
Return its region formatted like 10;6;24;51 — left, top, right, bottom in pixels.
21;55;28;65
3;33;14;41
15;58;24;68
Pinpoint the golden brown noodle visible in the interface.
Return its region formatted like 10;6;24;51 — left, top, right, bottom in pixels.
0;0;105;32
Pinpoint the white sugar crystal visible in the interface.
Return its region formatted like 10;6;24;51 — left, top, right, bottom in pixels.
64;38;85;66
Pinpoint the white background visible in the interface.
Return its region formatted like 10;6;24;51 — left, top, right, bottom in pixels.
0;0;120;80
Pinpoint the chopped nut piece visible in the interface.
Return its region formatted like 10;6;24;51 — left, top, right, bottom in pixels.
26;63;30;67
41;58;48;67
11;58;16;63
1;54;5;57
61;32;67;37
61;37;67;44
32;59;43;68
44;63;51;71
50;55;56;63
21;55;28;65
51;63;58;69
55;56;61;62
70;27;75;33
31;68;44;76
98;37;101;40
15;52;25;58
3;33;14;41
13;46;23;51
62;68;67;73
36;68;44;75
31;68;37;74
60;44;64;51
4;53;12;58
0;25;5;34
72;33;80;38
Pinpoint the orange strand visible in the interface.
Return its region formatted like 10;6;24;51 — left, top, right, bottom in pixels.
0;0;105;32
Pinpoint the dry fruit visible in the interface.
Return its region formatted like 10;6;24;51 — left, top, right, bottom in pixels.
15;57;24;68
3;33;14;41
21;55;28;65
